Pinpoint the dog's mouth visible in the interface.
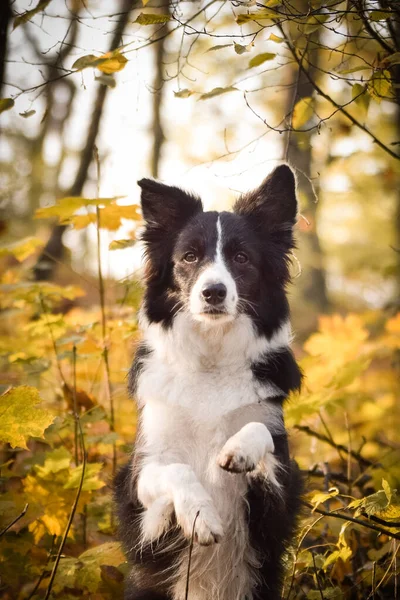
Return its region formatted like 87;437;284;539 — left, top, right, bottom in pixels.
201;307;227;317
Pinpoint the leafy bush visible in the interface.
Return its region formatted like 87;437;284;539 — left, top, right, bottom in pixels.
0;198;399;598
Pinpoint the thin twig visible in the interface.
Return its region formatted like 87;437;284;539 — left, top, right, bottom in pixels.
0;503;28;537
294;425;374;467
93;146;116;479
312;552;325;599
277;22;400;161
43;421;86;600
302;500;400;541
185;511;200;600
72;344;79;465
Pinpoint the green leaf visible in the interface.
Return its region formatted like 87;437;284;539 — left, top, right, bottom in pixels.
75;542;125;592
65;463;105;492
109;239;136;250
174;88;194;98
199;86;238;100
72;54;100;70
36;447;72;477
13;0;52;29
248;52;276;68
292;96;313;128
205;44;232;53
352;83;370;113
368;69;392;103
370;10;391;21
236;10;277;25
135;12;171;25
234;43;253;55
0;386;54;449
0;237;43;262
0;98;14;113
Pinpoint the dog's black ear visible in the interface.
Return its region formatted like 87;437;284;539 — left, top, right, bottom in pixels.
138;179;203;228
233;164;297;229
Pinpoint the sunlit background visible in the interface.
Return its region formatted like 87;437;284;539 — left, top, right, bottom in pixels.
2;0;399;338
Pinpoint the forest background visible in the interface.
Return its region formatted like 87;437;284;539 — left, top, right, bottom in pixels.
1;0;400;598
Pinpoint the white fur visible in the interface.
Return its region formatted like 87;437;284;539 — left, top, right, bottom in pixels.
134;310;290;600
189;217;238;323
218;422;275;472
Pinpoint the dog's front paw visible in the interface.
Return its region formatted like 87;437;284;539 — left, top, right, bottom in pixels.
174;494;224;546
217;441;256;473
141;496;174;542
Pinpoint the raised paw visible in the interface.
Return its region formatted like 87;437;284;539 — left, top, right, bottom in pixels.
141;496;174;542
217;443;256;473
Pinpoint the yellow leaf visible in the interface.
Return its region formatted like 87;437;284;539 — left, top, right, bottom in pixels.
109;239;136;250
0;386;54;449
268;33;284;43
34;197;119;222
135;12;171;25
248;53;276;68
72;51;128;74
174;89;194;98
382;478;392;503
292;96;314;129
304;314;368;366
236;10;277;25
97;51;128;74
0;237;43;262
308;488;339;510
69;203;141;231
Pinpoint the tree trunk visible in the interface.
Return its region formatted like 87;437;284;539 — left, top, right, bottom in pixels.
285;28;330;314
0;0;11;97
34;0;136;281
149;6;170;178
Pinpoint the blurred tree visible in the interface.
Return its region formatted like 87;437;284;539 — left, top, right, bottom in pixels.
33;0;137;281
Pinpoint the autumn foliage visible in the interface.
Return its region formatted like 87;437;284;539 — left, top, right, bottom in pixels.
0;195;398;600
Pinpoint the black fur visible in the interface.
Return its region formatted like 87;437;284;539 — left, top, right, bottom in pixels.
128;343;152;397
252;349;302;398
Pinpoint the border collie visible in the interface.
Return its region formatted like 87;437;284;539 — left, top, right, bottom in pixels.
115;164;303;600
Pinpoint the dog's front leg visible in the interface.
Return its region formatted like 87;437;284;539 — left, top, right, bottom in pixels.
218;422;280;485
137;462;224;545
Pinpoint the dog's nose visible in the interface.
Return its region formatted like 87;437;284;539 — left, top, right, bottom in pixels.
201;283;227;305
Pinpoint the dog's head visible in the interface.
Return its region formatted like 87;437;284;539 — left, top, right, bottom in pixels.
138;165;298;337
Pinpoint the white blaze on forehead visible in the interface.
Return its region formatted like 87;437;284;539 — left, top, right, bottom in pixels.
189;216;238;321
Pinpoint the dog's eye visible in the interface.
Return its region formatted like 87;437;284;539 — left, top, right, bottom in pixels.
183;252;197;263
234;252;248;264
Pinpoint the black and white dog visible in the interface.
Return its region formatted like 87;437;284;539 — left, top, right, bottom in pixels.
115;164;303;600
